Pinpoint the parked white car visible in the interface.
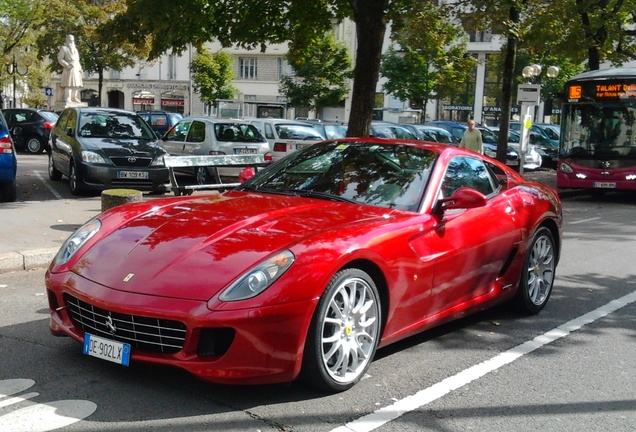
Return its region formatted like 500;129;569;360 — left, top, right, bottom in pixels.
250;118;324;161
161;117;272;184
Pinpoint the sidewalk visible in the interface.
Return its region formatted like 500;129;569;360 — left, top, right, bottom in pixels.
0;198;102;273
0;169;570;273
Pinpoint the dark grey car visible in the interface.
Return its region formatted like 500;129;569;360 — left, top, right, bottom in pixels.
48;107;170;195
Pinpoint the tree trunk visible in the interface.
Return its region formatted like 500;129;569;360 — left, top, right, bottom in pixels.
497;6;519;164
98;67;104;107
347;0;387;137
576;0;601;70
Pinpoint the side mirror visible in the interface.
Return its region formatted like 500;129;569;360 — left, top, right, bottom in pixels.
155;131;163;140
433;187;488;215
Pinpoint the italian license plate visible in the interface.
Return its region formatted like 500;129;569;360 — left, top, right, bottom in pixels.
508;160;519;166
594;182;616;188
117;171;148;179
234;148;257;154
296;143;309;150
83;333;131;366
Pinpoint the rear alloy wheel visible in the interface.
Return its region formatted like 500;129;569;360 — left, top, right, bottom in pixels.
26;136;45;154
515;227;556;314
302;268;381;392
48;153;62;181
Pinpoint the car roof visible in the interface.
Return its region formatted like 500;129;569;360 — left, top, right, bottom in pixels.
69;107;137;115
180;116;255;125
252;118;318;126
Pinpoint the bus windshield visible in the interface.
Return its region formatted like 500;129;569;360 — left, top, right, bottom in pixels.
561;103;636;159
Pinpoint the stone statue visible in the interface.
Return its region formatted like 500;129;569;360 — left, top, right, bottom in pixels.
57;35;83;104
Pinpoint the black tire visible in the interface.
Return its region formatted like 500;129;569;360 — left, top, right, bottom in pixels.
25;136;45;154
0;180;17;202
195;166;218;185
48;153;63;181
514;227;556;315
69;160;85;196
301;268;381;392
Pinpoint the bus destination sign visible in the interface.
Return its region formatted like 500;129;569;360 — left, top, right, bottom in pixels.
568;81;636;100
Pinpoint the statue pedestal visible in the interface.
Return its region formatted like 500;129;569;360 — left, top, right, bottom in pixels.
62;101;88;108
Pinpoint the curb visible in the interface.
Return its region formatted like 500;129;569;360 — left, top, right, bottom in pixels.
0;248;58;273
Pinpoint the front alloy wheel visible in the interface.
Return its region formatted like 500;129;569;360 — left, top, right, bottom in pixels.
515;227;556;314
302;268;381;392
69;161;84;196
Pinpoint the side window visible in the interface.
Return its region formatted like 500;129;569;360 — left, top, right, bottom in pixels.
440;156;497;198
187;121;206;143
66;110;78;133
56;110;71;131
165;121;190;142
264;123;274;139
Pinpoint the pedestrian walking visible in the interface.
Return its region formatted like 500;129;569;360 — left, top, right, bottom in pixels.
460;120;483;154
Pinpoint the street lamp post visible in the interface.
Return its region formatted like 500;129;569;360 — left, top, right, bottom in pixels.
4;53;33;108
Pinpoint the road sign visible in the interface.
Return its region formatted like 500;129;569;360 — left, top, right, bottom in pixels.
45;87;53;97
517;84;541;104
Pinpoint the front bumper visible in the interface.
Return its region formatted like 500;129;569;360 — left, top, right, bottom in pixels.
78;162;170;192
46;270;317;385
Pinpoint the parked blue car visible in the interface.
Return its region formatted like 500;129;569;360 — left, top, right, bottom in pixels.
0;111;17;202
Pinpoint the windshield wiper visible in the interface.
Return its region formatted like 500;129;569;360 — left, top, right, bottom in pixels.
255;188;356;204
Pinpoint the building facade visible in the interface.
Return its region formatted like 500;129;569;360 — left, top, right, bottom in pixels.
45;19;507;125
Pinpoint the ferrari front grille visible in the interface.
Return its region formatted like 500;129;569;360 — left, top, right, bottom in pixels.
64;294;187;354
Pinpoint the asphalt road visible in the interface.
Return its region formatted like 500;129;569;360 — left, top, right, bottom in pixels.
0;154;635;431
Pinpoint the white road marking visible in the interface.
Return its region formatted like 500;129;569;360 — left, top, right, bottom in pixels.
33;171;63;200
331;289;636;432
569;217;601;225
0;400;97;432
0;379;96;432
0;379;35;398
0;393;39;409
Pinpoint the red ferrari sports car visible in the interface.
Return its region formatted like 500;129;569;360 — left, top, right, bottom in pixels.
46;138;562;392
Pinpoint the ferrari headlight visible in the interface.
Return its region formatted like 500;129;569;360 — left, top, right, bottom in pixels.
220;250;295;301
54;219;101;265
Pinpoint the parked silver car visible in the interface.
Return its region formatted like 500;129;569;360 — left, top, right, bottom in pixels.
250;118;324;162
161;117;272;183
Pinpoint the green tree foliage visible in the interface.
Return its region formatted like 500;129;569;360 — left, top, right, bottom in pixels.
36;0;150;106
0;0;47;105
280;34;352;115
381;2;476;122
108;0;415;136
523;0;636;69
190;48;238;108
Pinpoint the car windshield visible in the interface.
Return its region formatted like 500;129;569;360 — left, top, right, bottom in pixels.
240;140;437;212
323;124;348;139
479;128;498;144
275;124;323;140
39;111;59;123
78;112;156;139
214;123;266;142
422;128;455;144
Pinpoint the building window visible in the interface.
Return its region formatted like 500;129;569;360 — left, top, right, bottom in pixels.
239;57;258;80
277;57;291;80
167;55;176;79
469;30;493;43
109;69;121;79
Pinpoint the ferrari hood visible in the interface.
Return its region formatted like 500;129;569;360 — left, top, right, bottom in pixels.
73;191;390;301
